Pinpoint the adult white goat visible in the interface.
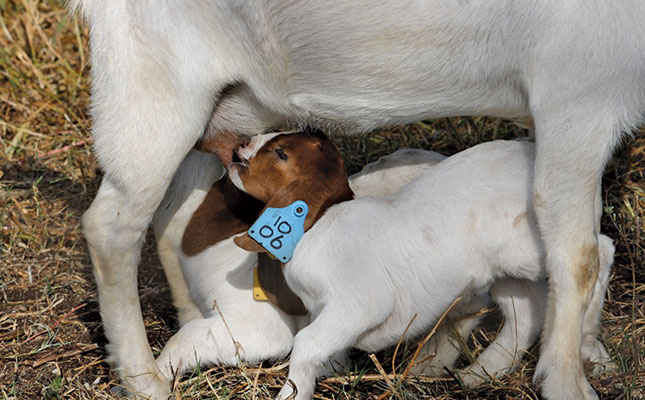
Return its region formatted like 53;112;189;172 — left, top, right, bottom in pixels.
71;1;644;398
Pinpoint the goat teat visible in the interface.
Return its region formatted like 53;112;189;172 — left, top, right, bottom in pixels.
195;130;250;167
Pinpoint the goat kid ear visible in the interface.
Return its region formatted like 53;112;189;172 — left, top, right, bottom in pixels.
232;185;315;254
234;232;267;253
234;179;352;254
232;185;309;253
265;180;353;232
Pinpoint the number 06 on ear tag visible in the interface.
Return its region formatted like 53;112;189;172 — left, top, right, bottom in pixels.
249;200;309;262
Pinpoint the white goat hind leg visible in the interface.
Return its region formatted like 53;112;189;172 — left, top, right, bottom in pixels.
83;16;225;397
581;234;616;374
86;180;187;399
410;293;490;376
153;151;224;326
86;149;217;398
86;135;217;399
531;111;618;400
459;279;545;386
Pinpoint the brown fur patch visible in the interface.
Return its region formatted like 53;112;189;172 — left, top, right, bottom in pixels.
182;176;307;316
182;177;264;256
575;244;600;294
256;254;307;316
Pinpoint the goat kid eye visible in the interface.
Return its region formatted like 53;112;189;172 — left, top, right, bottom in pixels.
275;148;288;160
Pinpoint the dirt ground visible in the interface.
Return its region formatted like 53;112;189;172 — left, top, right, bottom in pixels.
1;1;643;399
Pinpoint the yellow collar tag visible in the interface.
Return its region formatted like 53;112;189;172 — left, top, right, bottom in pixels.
253;266;269;301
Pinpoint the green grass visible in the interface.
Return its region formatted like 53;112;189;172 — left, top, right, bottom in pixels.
1;1;643;399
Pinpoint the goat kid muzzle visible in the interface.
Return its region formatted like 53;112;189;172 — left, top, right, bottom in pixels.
228;144;248;167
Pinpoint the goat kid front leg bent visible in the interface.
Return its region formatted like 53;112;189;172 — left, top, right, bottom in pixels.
156;313;295;382
531;113;617;400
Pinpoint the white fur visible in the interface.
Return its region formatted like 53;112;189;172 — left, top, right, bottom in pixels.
233;139;616;400
74;1;644;398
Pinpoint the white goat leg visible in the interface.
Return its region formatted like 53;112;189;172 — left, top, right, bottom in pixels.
532;111;619;400
277;306;388;400
81;6;229;397
156;314;295;381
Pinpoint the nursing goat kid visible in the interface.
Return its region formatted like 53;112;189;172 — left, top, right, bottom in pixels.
72;0;644;398
231;133;616;400
154;145;458;381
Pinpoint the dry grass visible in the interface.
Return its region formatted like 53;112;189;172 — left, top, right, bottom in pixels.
0;1;643;399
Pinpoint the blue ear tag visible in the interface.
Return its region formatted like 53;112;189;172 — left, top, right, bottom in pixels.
249;200;309;262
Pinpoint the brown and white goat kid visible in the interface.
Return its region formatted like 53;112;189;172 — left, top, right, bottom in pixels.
231;133;616;400
154;138;474;384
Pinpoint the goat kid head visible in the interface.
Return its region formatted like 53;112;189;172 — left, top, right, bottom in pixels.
228;131;354;253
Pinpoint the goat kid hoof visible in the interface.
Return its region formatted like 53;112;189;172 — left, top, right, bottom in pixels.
117;374;172;400
587;359;619;376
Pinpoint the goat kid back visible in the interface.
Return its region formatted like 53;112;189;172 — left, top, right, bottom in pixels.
231;134;616;400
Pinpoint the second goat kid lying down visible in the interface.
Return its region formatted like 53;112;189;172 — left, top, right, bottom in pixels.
230;133;615;400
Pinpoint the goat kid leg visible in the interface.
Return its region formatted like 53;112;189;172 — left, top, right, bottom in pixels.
156;313;296;382
457;239;614;387
277;308;378;400
459;279;545;386
410;293;490;376
576;181;615;374
532;112;618;400
156;236;204;327
153;151;224;326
